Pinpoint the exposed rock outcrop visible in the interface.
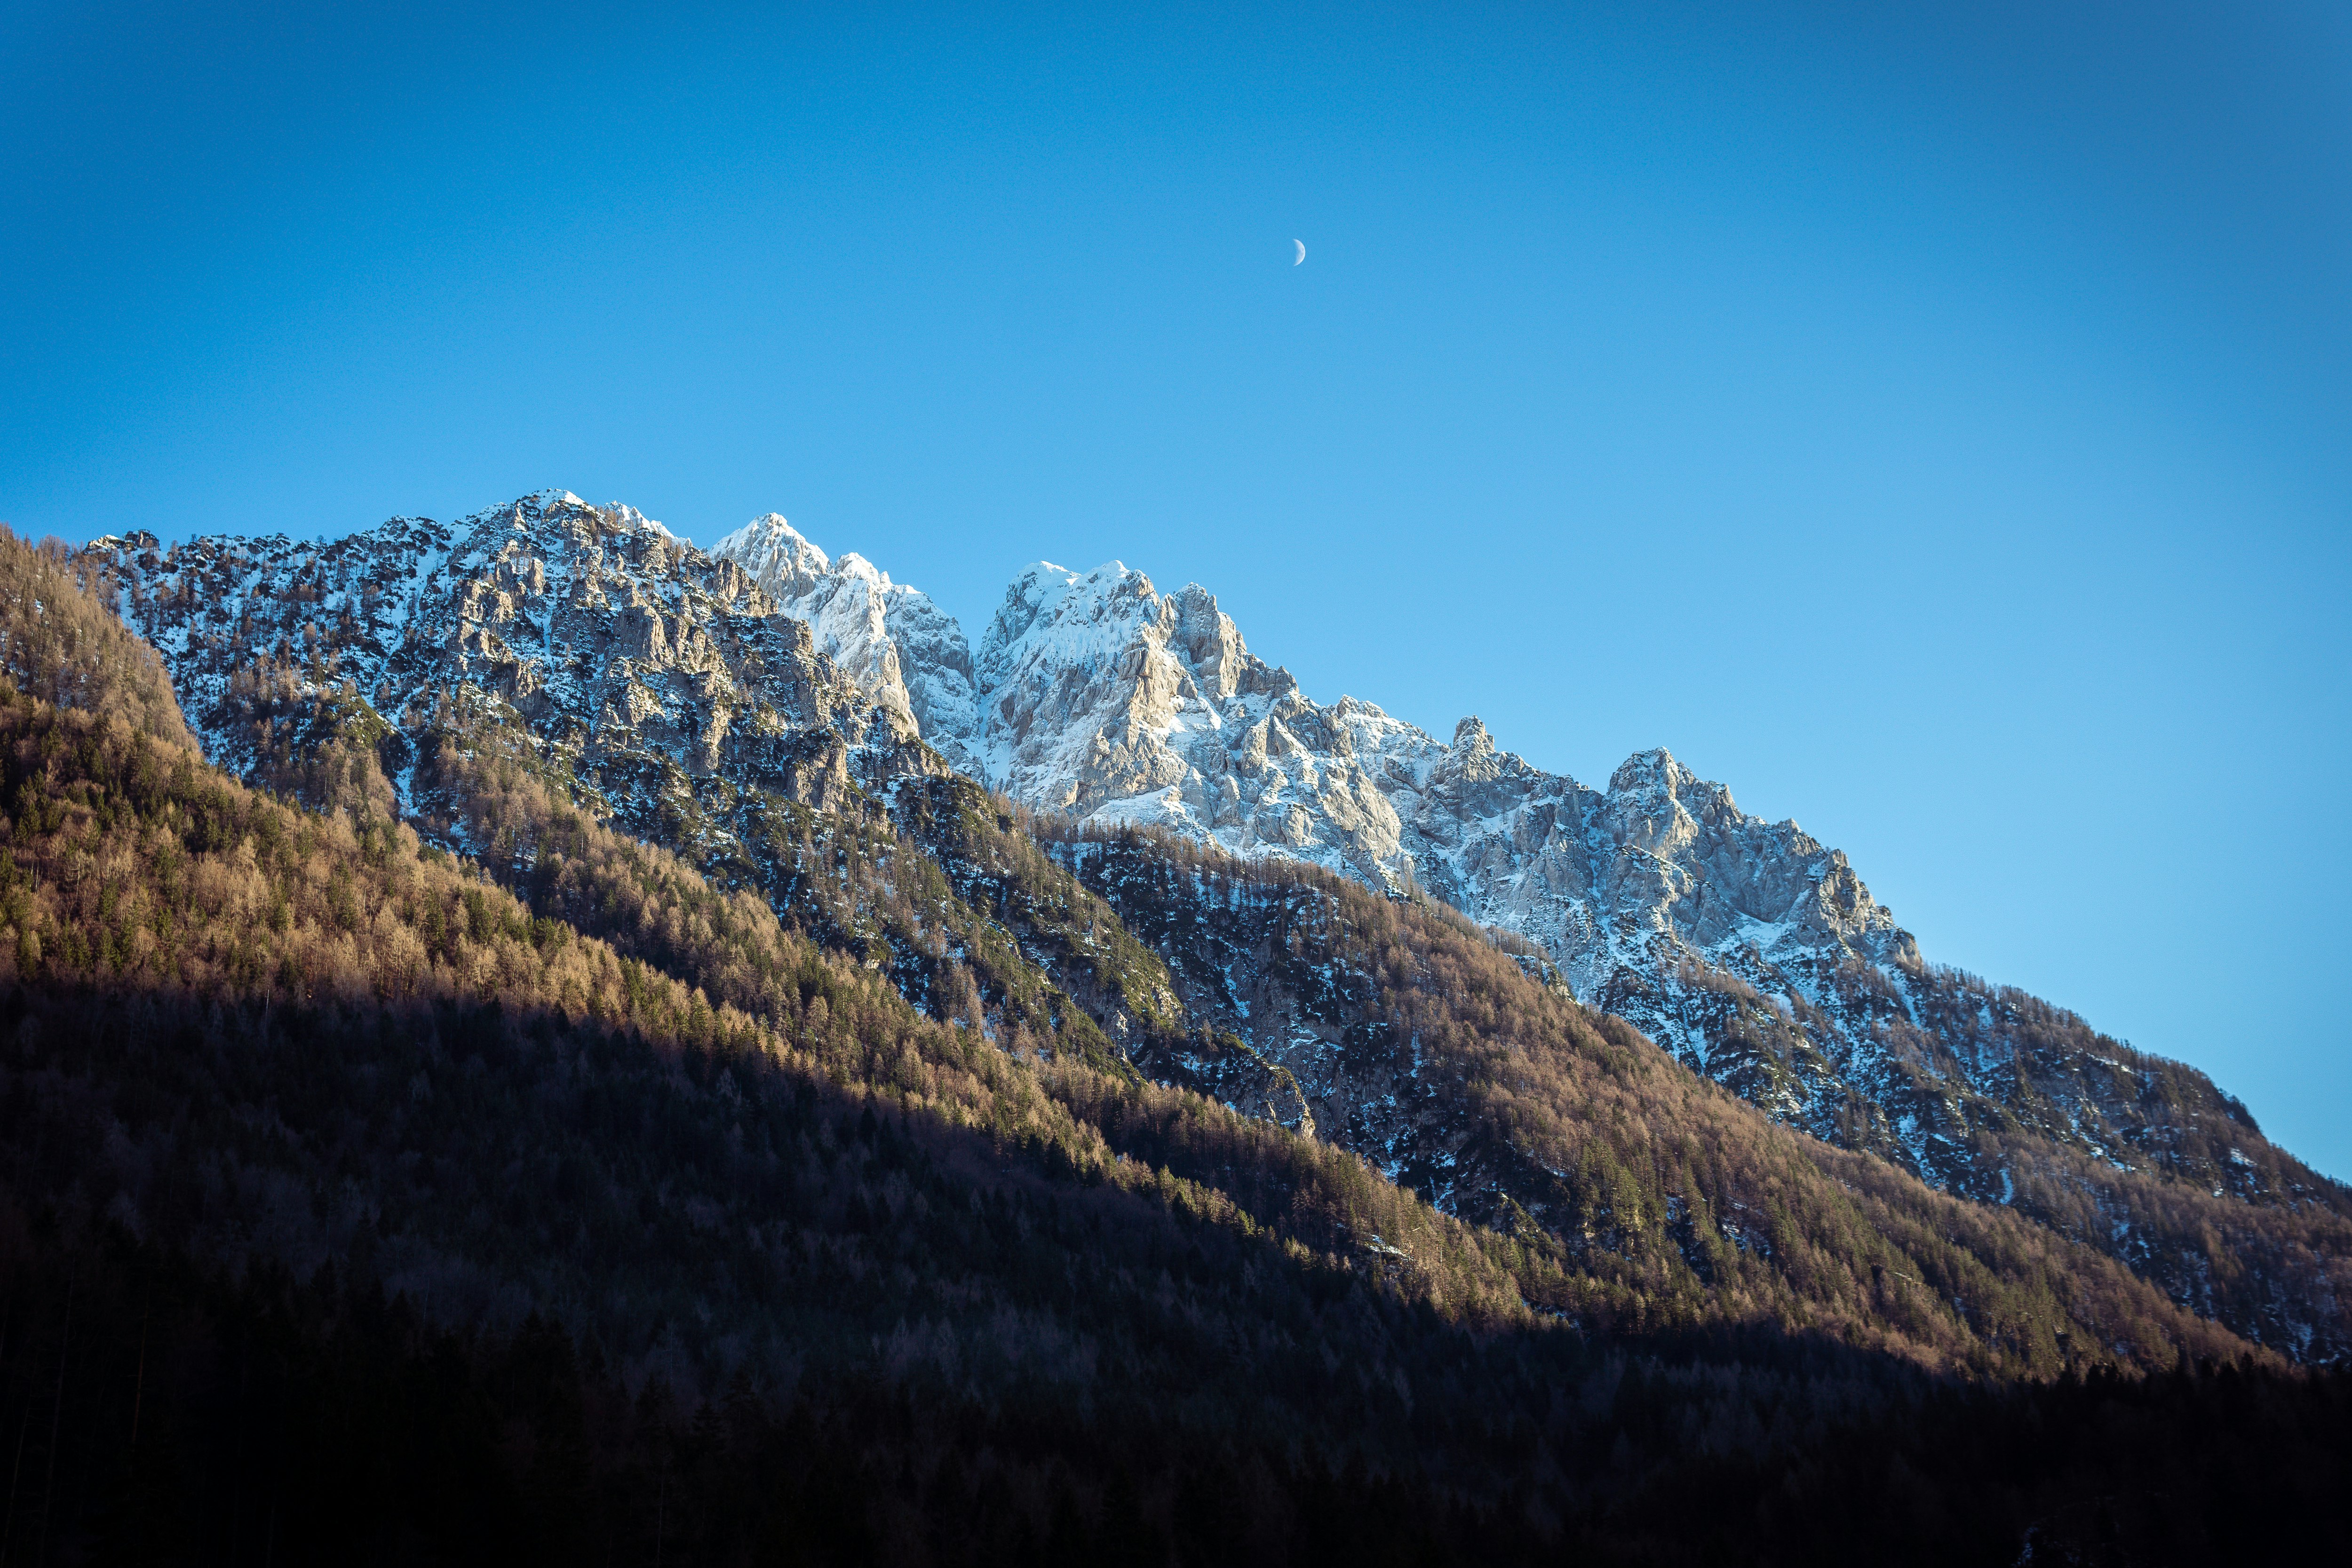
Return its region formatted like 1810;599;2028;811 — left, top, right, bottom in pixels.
86;491;932;854
89;491;2345;1360
713;513;980;775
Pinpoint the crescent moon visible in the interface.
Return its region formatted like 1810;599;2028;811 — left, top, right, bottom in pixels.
1294;239;1306;265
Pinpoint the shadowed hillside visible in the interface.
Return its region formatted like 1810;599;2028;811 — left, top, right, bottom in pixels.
0;519;2338;1560
79;501;2352;1371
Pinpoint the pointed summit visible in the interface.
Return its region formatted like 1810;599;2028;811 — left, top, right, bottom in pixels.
712;513;980;773
715;513;831;598
1452;716;1494;754
1607;746;1684;796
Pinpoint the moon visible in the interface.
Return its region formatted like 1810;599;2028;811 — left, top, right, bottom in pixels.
1294;239;1305;265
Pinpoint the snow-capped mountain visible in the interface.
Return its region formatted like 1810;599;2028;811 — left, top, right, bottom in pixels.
714;540;2321;1216
74;491;2346;1358
85;491;930;852
710;513;981;776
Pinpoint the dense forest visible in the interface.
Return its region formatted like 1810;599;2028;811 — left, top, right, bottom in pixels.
1041;822;2352;1364
406;712;2268;1378
0;523;2343;1562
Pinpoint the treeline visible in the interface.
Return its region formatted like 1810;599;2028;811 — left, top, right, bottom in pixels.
0;635;2268;1394
408;703;1168;1084
407;708;2268;1379
0;679;1562;1353
12;684;2240;1561
400;711;1576;1330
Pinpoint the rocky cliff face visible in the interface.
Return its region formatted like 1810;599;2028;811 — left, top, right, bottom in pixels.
711;513;980;776
84;491;932;857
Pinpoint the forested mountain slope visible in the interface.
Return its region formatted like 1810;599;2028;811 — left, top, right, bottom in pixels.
386;685;2249;1378
1046;824;2352;1362
77;494;2352;1372
72;495;2352;1366
712;511;2352;1359
0;525;193;748
0;513;2338;1560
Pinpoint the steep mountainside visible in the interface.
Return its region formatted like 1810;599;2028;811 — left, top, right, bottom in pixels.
1049;823;2352;1361
711;533;2352;1340
84;491;930;844
404;677;2273;1377
712;512;980;773
15;517;2348;1564
77;495;2352;1364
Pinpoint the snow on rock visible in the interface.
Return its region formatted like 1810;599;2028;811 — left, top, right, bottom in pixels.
88;490;935;850
76;487;2342;1359
714;533;2219;1206
719;524;1929;1091
969;561;1419;876
94;490;2289;1224
714;513;980;773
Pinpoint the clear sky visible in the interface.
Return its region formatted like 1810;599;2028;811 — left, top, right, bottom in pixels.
5;2;2347;1172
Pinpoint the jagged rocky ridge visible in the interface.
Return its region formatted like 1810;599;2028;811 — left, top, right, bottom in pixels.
713;529;2311;1183
711;516;2352;1358
76;495;2352;1360
86;493;940;845
711;513;980;775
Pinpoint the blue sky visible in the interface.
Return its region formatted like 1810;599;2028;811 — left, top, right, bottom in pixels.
5;2;2348;1172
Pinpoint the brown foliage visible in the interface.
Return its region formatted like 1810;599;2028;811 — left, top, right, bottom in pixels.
1049;824;2265;1376
0;550;2282;1378
0;686;1544;1340
0;525;194;749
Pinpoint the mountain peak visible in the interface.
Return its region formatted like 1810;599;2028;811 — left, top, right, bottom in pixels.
711;513;980;773
974;560;1164;700
714;511;829;584
77;487;2350;1369
1607;746;1684;793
